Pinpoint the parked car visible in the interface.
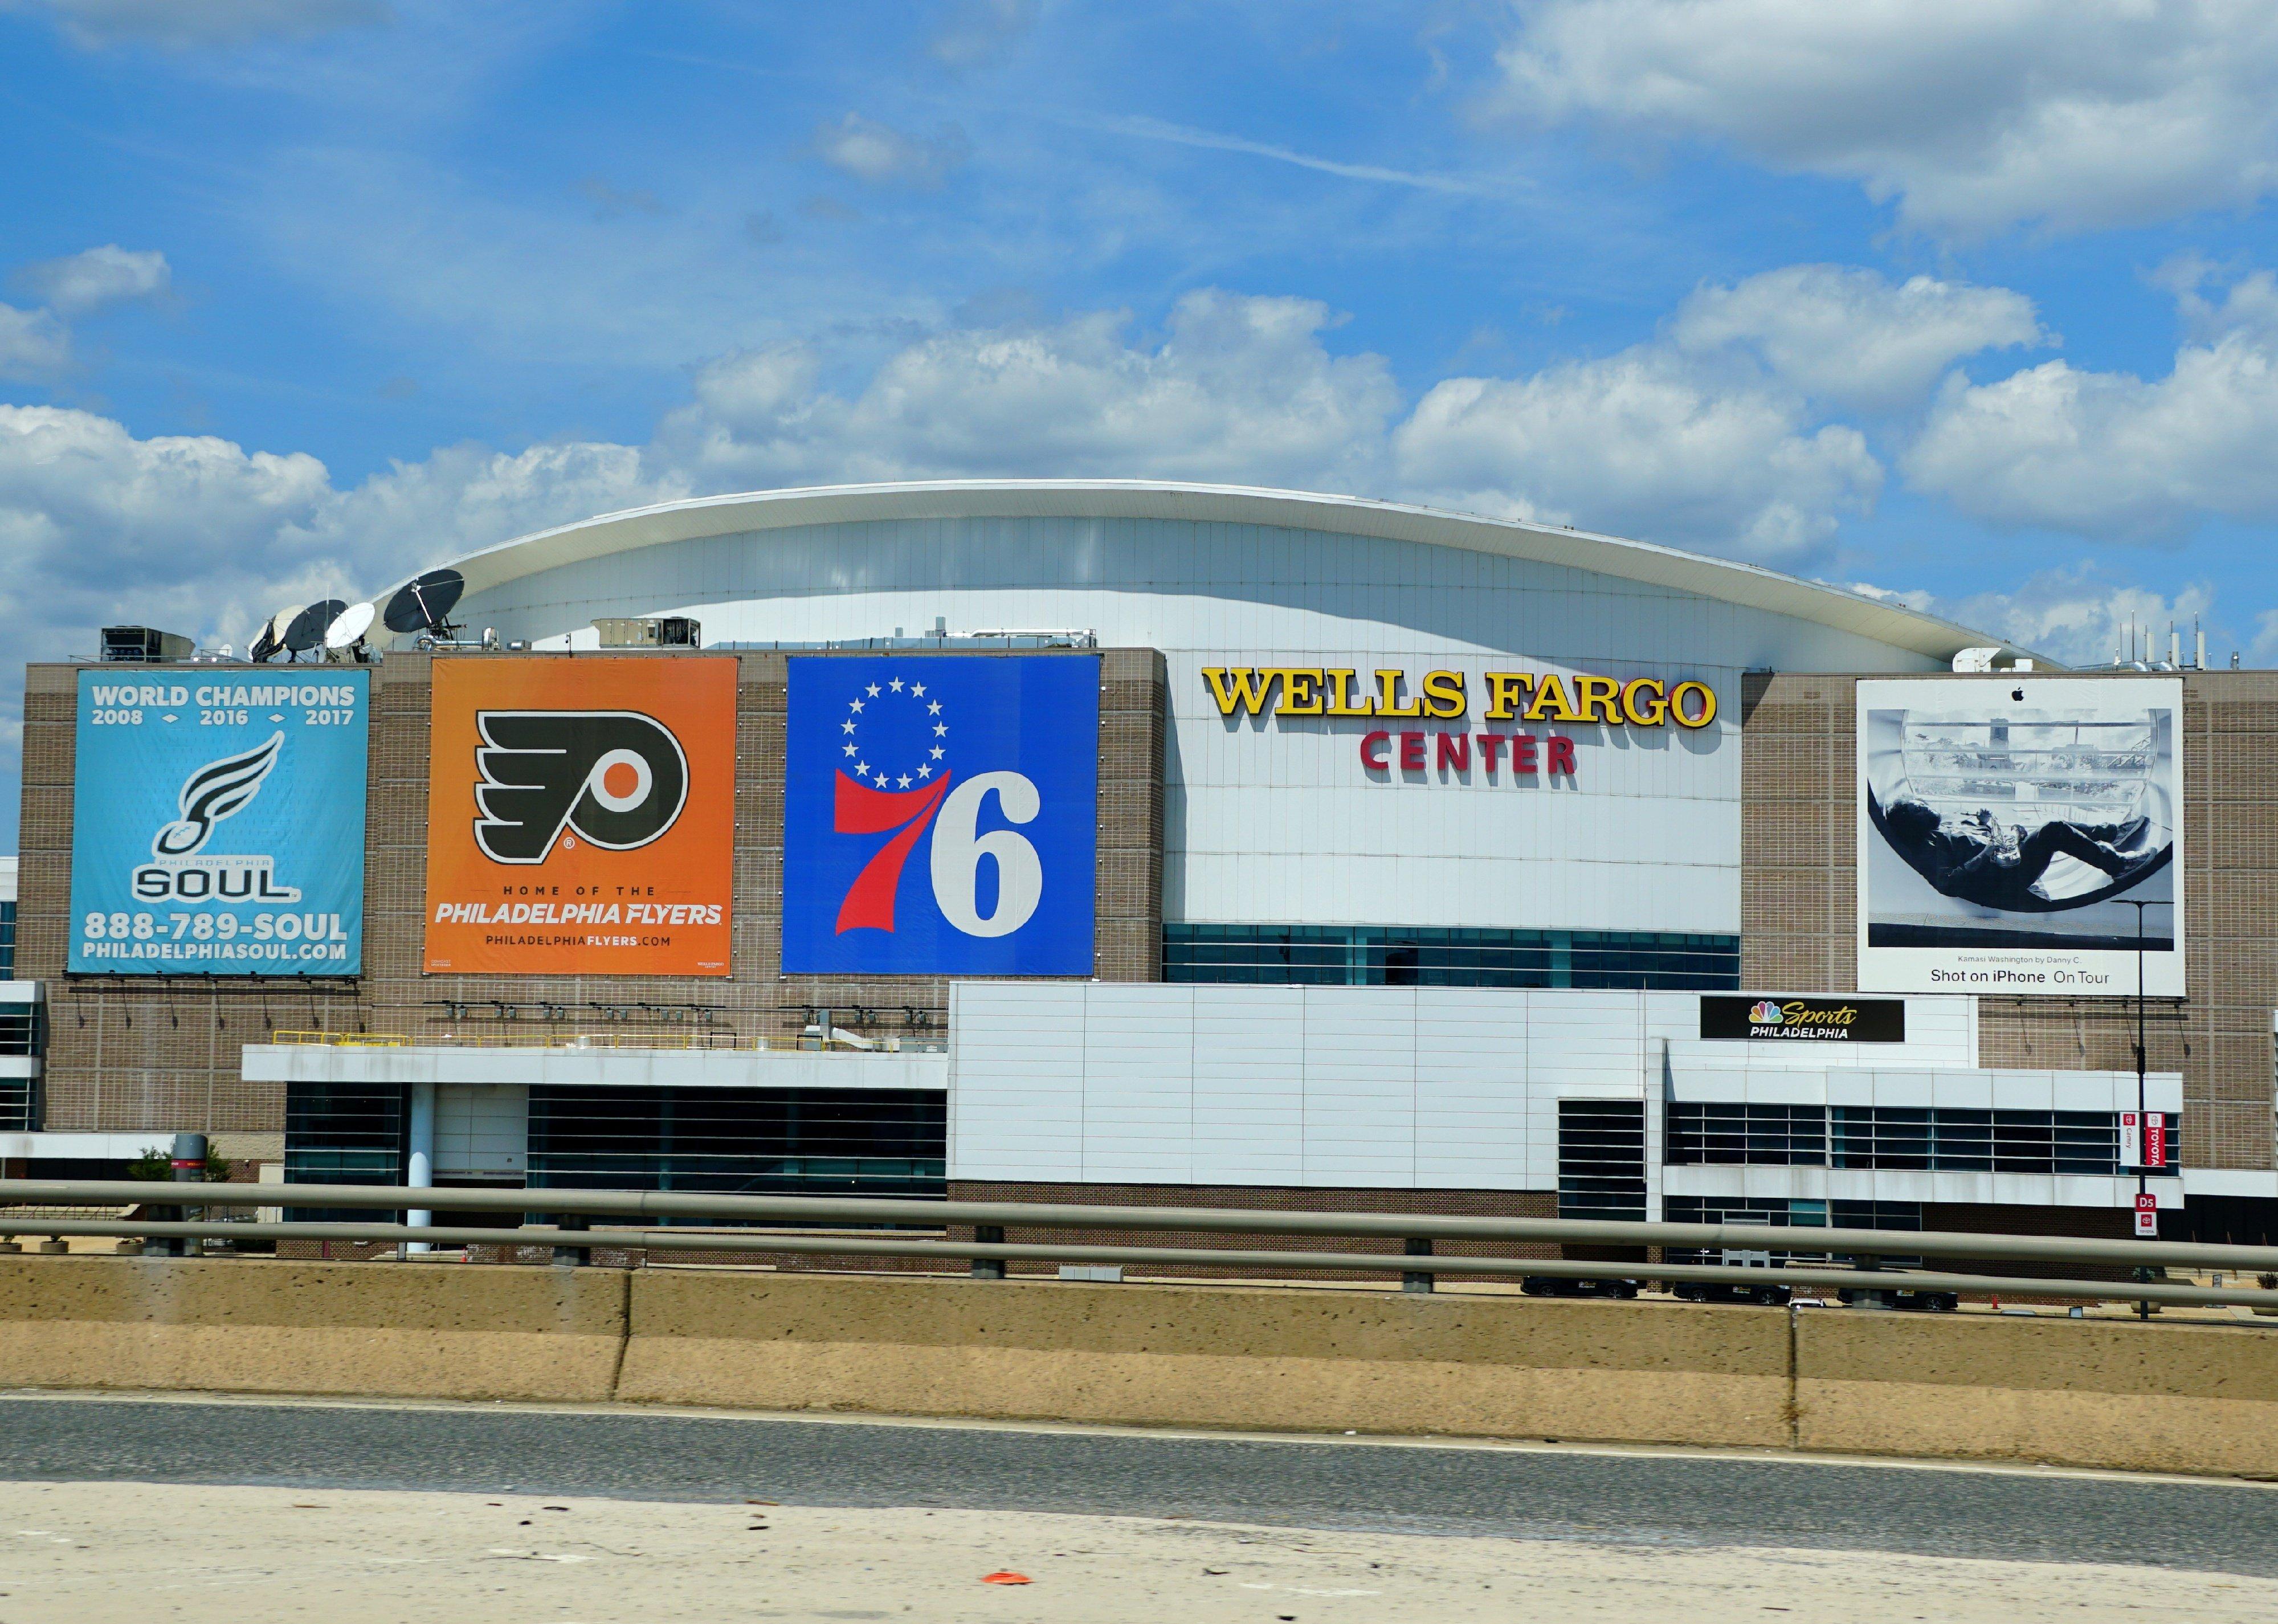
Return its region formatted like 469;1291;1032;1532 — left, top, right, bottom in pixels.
1520;1275;1641;1299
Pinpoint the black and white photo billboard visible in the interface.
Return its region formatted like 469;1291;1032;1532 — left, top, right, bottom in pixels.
1857;677;2182;997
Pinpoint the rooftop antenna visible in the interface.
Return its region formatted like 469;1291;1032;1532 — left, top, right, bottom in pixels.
2195;619;2205;671
258;607;301;663
283;599;347;661
382;567;466;647
324;601;377;662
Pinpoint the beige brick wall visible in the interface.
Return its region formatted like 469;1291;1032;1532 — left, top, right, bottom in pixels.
18;648;1167;1136
1741;670;2276;1172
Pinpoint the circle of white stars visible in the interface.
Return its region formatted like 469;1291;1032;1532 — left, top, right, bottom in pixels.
839;674;948;790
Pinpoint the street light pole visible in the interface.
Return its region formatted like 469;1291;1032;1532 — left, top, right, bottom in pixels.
2123;896;2173;1320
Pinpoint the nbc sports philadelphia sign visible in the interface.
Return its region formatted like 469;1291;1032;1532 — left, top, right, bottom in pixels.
1700;995;1905;1043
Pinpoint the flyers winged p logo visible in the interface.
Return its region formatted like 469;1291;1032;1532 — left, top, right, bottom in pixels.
153;732;283;858
473;710;689;864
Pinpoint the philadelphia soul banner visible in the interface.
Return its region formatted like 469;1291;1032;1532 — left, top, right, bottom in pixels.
781;654;1099;976
68;669;369;974
1857;675;2182;997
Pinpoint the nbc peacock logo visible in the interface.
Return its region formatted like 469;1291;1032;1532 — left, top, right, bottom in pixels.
1749;999;1785;1025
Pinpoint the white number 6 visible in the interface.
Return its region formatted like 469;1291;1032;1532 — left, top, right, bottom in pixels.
930;771;1043;937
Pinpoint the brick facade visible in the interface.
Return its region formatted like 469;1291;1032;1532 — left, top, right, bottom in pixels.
1740;670;2277;1173
17;648;1168;1137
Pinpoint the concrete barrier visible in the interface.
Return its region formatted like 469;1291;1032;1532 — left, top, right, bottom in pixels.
3;1260;2276;1477
1795;1311;2278;1477
615;1270;1794;1447
0;1257;626;1402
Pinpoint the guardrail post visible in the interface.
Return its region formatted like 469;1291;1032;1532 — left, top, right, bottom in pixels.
1850;1248;1889;1309
553;1213;588;1267
1402;1237;1434;1294
169;1131;206;1258
971;1224;1006;1279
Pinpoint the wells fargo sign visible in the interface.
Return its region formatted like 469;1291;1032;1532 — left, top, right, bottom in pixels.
1201;667;1717;728
1201;666;1718;781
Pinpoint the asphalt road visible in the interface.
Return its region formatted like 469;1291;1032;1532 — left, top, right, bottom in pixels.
4;1395;2275;1577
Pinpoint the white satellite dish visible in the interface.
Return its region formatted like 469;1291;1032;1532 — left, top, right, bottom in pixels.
254;607;298;663
325;601;376;650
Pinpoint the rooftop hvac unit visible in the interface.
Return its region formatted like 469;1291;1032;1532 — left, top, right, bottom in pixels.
593;615;703;648
99;626;194;663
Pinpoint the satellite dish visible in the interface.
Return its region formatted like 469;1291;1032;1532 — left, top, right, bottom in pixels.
247;623;278;664
254;608;298;662
324;601;376;650
383;568;465;635
284;598;348;654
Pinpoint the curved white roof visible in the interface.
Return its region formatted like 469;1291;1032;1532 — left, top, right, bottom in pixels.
371;480;2036;665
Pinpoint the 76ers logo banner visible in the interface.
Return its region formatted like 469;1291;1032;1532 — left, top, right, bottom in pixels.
781;655;1099;976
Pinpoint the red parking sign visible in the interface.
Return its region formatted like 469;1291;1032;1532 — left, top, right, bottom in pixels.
2134;1193;2159;1238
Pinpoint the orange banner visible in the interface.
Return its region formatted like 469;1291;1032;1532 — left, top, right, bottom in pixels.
422;656;736;977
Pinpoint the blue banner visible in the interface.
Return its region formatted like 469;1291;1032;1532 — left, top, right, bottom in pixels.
782;655;1098;976
68;670;369;975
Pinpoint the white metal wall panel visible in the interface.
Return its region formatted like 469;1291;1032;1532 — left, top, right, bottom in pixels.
433;1084;526;1177
949;984;2154;1206
1190;986;1306;1186
1299;989;1419;1186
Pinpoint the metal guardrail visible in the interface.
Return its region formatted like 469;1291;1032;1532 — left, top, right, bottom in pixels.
1;1179;2273;1310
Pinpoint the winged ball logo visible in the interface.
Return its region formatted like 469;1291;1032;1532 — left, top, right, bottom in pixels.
153;733;282;857
473;709;689;864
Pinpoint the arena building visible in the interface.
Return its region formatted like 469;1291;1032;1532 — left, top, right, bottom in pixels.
10;481;2274;1248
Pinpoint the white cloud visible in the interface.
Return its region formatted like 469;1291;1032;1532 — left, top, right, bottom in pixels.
0;305;69;380
8;0;388;48
1496;0;2278;235
1901;565;2223;669
929;0;1038;67
1904;275;2278;541
812;113;971;189
1672;265;2047;413
15;245;170;315
0;406;672;682
660;289;1401;491
1393;346;1880;562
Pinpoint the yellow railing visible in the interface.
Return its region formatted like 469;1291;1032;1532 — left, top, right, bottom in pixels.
266;1030;908;1054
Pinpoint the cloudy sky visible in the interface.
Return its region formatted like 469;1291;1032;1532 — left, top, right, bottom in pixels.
5;0;2278;844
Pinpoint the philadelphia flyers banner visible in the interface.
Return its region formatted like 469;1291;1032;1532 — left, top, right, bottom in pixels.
423;656;737;976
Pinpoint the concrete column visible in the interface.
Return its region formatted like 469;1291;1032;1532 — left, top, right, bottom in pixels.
406;1081;436;1255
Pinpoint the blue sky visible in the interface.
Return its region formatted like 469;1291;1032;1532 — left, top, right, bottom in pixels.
6;1;2278;845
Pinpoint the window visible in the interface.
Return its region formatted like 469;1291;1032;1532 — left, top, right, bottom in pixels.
1558;1099;1646;1221
1668;1104;2174;1176
1666;1103;1826;1165
284;1080;407;1220
1831;1108;2173;1176
0;898;15;980
0;1000;39;1059
1164;924;1738;990
1664;1196;1923;1266
526;1087;946;1205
